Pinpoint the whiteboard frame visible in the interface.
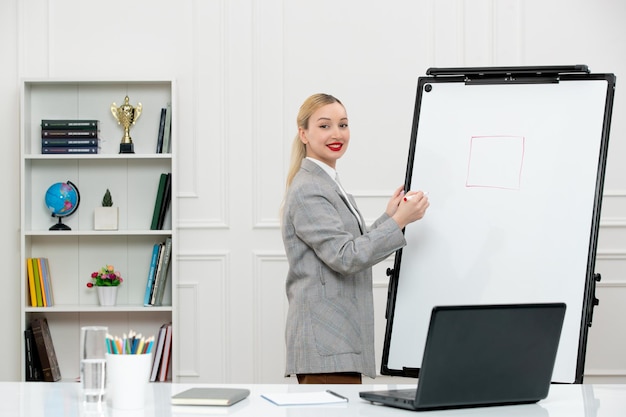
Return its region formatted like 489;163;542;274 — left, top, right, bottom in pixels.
380;66;616;384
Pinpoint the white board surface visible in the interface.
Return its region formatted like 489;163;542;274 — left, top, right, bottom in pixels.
385;77;611;383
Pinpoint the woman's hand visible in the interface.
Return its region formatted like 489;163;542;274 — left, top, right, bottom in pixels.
385;185;405;217
391;190;430;229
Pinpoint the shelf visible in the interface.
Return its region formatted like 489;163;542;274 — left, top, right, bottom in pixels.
25;305;172;313
25;153;172;160
25;230;173;236
20;78;177;382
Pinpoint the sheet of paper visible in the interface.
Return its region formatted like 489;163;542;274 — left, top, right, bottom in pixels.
260;390;348;406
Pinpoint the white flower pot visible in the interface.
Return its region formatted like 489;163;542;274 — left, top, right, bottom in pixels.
96;286;118;306
94;207;119;230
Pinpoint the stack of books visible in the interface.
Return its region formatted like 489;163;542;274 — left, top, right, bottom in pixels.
26;257;54;307
156;103;172;154
41;119;100;154
150;322;172;382
150;172;172;230
25;317;62;382
143;237;172;307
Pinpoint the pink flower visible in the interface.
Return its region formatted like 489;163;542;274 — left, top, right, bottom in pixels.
87;265;124;287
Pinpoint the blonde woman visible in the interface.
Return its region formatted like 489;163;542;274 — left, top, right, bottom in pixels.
281;93;429;384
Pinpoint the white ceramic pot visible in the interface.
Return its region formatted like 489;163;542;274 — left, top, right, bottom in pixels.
96;286;118;306
94;207;119;230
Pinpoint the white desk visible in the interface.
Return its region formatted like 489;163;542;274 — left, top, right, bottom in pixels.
0;382;624;416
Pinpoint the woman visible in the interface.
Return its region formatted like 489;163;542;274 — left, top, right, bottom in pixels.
281;93;429;384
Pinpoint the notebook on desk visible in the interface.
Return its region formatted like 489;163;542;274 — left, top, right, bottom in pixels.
360;303;566;411
171;388;250;406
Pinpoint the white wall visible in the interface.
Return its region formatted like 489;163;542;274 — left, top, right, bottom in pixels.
1;0;625;383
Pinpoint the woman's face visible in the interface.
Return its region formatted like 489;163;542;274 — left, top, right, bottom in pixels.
299;102;350;168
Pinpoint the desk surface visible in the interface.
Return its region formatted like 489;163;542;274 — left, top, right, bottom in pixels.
0;382;624;416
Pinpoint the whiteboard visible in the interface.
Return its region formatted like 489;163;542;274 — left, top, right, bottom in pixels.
382;71;615;384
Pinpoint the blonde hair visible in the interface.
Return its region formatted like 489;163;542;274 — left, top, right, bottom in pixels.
285;93;344;190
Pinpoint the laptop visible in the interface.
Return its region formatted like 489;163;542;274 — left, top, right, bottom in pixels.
360;303;566;411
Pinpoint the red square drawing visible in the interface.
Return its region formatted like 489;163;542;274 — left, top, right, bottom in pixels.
466;136;525;190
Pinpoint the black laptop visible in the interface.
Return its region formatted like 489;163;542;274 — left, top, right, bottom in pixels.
360;303;566;411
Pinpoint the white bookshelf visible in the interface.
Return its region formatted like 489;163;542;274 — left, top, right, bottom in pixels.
19;79;177;381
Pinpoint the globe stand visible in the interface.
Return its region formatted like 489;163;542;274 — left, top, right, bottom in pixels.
49;216;71;231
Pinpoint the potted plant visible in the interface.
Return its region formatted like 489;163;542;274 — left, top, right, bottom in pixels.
87;264;124;306
94;188;119;230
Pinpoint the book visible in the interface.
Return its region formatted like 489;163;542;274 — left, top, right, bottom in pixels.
26;258;37;307
162;102;172;154
156;173;172;230
153;237;172;306
150;173;168;230
156;107;166;153
24;328;43;381
42;138;99;146
36;259;47;307
150;242;167;305
171;388;250;406
150;324;168;382
42;146;99;154
30;317;61;382
41;130;98;139
39;258;54;306
41;119;99;130
143;243;162;306
158;323;172;381
31;258;44;307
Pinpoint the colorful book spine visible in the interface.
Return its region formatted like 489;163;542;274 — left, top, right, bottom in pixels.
24;328;43;381
143;243;162;306
26;258;37;307
32;258;44;307
30;317;62;382
40;258;54;307
41;146;99;154
42;138;99;146
150;243;166;305
42;130;98;139
36;258;47;307
158;323;173;381
150;173;168;230
161;102;172;154
156;107;166;153
153;237;172;306
157;173;172;230
41;119;99;130
150;324;167;382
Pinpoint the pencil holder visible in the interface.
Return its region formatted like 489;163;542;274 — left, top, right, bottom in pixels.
106;353;151;410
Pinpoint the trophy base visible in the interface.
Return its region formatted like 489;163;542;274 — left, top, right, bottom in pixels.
119;143;134;154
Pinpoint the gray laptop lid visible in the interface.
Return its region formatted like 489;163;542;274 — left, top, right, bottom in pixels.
360;303;566;411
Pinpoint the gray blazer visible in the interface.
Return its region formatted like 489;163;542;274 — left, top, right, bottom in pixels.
282;159;406;378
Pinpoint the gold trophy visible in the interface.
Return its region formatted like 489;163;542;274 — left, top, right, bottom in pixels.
111;96;142;153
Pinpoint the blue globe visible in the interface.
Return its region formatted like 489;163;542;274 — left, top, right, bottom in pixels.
45;181;80;230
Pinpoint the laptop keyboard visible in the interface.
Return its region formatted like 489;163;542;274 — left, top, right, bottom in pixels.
389;389;417;400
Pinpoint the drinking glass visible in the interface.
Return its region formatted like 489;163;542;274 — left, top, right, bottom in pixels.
80;326;108;404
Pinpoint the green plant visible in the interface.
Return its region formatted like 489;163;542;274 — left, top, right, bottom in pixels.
102;189;113;207
87;265;123;287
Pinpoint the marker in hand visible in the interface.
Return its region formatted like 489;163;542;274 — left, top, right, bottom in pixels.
404;191;428;202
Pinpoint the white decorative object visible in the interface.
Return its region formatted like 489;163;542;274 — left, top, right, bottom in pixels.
96;286;118;306
94;188;118;230
94;207;119;230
